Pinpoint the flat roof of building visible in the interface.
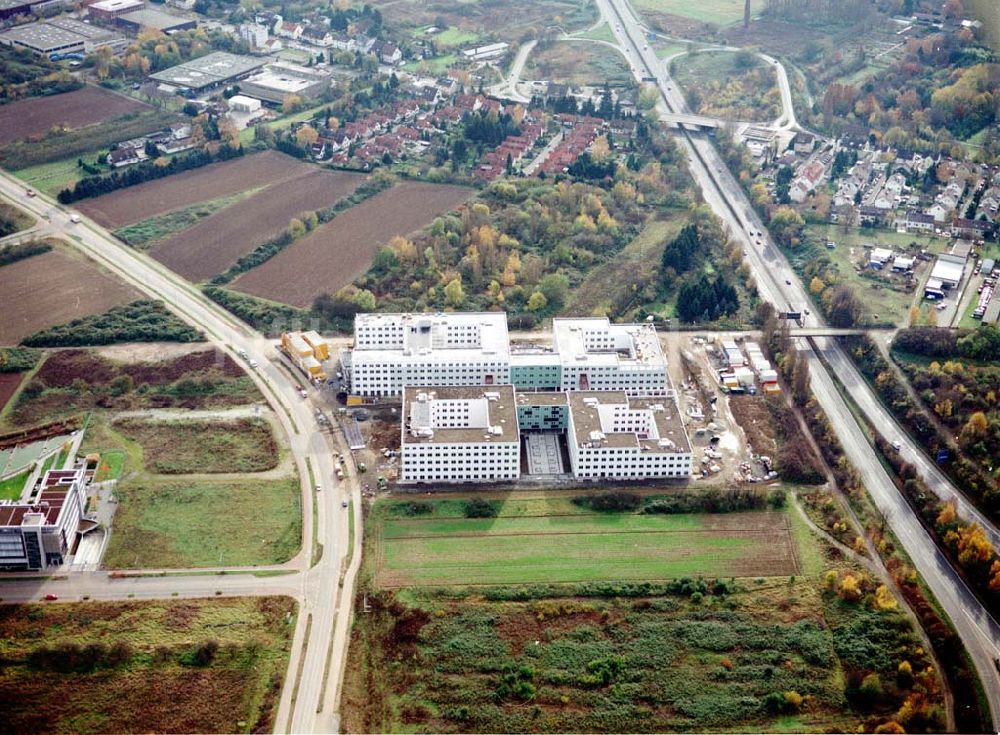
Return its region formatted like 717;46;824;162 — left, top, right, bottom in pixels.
90;0;143;11
402;385;518;445
0;0;32;11
516;392;568;407
148;51;265;89
931;256;965;284
48;17;122;40
568;391;690;453
551;318;666;369
0;468;83;528
354;312;510;363
243;64;327;93
118;8;194;29
1;22;85;51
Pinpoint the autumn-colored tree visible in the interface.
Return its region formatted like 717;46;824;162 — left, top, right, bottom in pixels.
527;291;547;312
809;276;826;295
444;276;464;307
839;573;862;602
590;135;611;163
933;398;953;419
961;411;988;439
296;124;319;147
282;94;304;114
873;585;897;611
936;500;957;527
954;523;994;568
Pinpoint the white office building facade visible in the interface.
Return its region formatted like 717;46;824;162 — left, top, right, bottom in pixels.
400;386;519;484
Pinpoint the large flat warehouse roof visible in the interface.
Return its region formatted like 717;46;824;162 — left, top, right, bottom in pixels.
148;51;265;89
1;22;84;51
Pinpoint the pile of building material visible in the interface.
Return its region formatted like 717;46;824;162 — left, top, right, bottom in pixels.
280;330;329;381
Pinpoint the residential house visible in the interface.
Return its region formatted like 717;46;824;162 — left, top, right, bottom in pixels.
793;132;815;154
898;210;935;233
951;217;989;240
926;201;953;223
371;39;401;65
107;146;144;167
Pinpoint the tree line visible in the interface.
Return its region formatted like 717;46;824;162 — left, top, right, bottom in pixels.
57;144;244;204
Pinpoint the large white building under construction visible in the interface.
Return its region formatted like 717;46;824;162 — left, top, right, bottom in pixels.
400;385;520;483
346;313;668;398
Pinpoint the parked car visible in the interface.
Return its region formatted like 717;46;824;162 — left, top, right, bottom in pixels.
44;594;58;601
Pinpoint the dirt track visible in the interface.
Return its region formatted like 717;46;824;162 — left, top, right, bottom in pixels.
77;151;313;228
0;247;140;344
0;87;150;147
150;169;367;282
232;181;470;307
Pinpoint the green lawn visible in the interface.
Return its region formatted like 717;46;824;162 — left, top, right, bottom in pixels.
375;496;799;587
0;470;28;500
432;26;482;46
634;0;767;25
14;154;106;197
404;53;459;75
574;23;616;43
94;449;126;482
103;477;301;569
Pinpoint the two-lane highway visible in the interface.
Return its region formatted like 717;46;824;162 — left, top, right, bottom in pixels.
596;0;1000;722
0;173;363;734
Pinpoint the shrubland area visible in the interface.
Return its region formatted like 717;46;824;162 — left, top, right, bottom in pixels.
344;491;946;734
670;50;783;123
0;597;295;734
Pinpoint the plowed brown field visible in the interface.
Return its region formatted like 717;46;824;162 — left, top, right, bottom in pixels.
0;373;23;411
0;247;140;344
77;151;314;228
232;181;470;307
0;87;150;146
149;169;367;282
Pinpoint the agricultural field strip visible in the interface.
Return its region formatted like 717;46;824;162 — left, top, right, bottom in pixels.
231;181;471;307
76;150;314;229
150;169;367;282
0;86;151;147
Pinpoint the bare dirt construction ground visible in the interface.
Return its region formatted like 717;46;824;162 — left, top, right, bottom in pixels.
0;245;140;344
0;373;23;411
150;169;367;282
0;87;149;146
76;151;313;229
232;181;471;307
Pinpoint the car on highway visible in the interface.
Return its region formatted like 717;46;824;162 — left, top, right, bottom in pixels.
316;484;322;492
785;279;792;285
69;214;81;224
804;309;810;315
238;348;248;359
341;500;349;508
891;440;902;451
25;189;36;197
44;594;58;601
248;359;259;369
